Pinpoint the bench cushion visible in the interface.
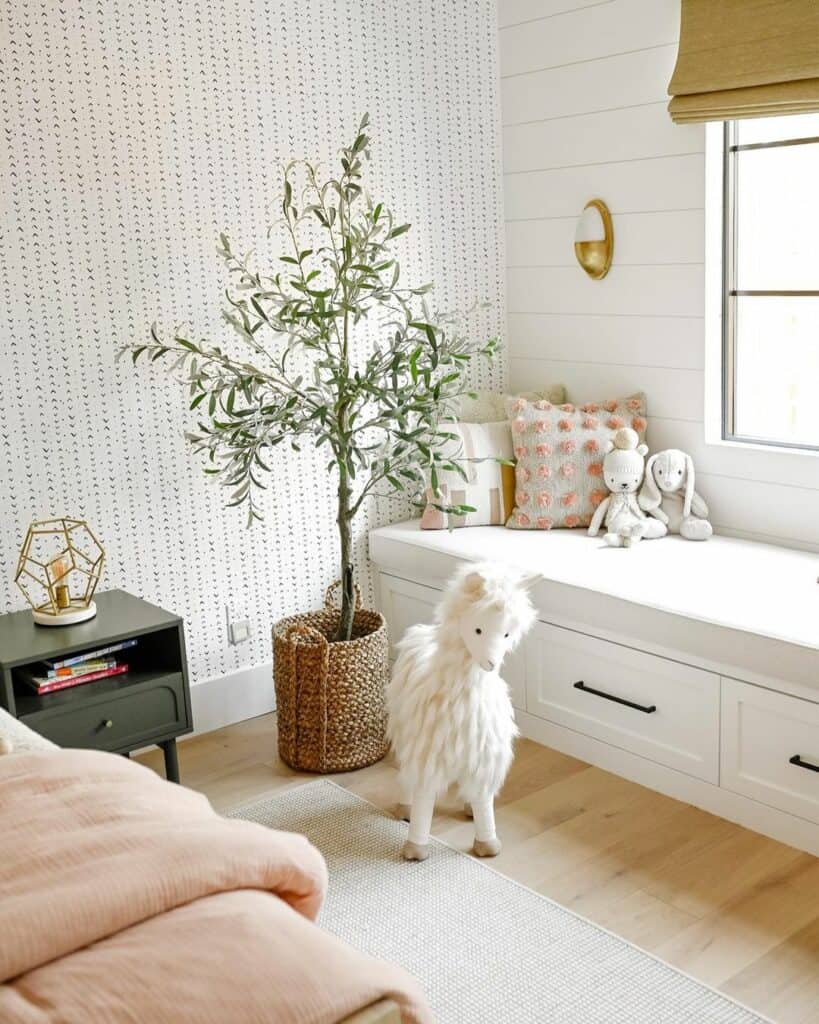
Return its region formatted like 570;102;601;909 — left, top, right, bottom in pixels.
370;520;819;657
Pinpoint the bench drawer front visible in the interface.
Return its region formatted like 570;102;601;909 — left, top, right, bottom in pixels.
378;574;441;661
377;572;526;711
24;674;186;752
526;623;720;782
721;678;819;824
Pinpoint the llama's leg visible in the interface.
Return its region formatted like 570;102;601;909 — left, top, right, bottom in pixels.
396;774;413;822
402;788;435;861
471;791;501;857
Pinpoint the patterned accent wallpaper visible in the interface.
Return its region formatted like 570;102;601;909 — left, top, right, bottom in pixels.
0;0;505;683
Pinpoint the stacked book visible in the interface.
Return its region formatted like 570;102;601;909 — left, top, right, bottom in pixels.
19;639;138;695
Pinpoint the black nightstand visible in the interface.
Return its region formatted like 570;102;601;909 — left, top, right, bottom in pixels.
0;590;192;782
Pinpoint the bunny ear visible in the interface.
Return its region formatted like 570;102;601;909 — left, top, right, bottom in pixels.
683;454;695;518
638;453;661;510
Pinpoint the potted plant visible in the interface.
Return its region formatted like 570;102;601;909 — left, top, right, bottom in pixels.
129;116;498;771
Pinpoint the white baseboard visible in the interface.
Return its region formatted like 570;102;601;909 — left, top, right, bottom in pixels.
189;662;275;737
517;711;819;858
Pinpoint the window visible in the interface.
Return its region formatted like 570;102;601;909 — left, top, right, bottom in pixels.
722;113;819;451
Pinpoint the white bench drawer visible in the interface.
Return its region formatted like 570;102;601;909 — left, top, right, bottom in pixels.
721;678;819;825
376;572;526;711
377;574;441;661
526;623;720;782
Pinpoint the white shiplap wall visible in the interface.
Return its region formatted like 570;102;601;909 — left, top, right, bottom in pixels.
0;0;505;706
499;0;819;550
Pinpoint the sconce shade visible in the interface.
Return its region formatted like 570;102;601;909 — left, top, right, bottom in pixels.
574;199;613;279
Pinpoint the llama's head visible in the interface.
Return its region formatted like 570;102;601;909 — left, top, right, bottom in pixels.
438;562;538;673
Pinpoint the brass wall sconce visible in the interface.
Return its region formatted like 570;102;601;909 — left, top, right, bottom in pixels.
574;199;614;279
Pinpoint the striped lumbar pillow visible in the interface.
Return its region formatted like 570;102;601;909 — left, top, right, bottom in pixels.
421;421;514;529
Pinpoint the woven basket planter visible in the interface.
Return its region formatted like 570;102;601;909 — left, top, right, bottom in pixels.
273;582;389;773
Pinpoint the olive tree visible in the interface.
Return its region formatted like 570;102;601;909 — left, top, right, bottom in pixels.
130;116;497;641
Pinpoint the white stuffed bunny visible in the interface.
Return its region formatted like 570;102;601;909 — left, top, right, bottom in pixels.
588;428;667;547
638;449;713;541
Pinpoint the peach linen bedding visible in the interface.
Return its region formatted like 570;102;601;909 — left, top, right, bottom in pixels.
0;749;430;1024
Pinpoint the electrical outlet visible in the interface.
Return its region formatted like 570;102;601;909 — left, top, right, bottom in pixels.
226;604;251;645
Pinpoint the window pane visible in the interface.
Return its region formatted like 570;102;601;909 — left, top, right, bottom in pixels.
737;112;819;146
734;296;819;447
735;143;819;290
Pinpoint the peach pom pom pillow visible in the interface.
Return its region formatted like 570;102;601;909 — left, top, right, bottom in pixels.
505;393;647;530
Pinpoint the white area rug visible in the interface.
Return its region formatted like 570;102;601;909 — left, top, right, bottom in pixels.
230;780;770;1024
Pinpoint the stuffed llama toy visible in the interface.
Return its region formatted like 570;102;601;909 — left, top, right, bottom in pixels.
386;562;537;862
587;427;667;547
638;448;713;541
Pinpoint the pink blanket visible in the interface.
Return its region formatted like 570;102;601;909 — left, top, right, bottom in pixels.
0;750;430;1023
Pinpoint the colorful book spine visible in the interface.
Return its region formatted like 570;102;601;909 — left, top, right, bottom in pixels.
46;638;138;671
24;664;129;695
48;660;117;679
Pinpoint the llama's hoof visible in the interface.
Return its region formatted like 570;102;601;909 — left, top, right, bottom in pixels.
402;840;430;862
472;837;502;857
395;803;411;822
464;802;473;820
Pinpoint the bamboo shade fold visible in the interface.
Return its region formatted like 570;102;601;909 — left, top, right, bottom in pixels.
668;0;819;124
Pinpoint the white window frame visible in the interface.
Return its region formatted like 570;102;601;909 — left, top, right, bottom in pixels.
704;122;819;479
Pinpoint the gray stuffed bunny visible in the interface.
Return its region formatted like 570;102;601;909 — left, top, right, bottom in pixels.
638;449;712;541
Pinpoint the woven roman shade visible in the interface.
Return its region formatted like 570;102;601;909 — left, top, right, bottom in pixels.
668;0;819;124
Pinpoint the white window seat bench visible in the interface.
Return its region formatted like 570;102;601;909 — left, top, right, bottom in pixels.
369;520;819;855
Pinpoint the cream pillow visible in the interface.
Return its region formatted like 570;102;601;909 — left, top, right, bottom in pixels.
456;386;566;424
505;393;647;530
421;421;515;529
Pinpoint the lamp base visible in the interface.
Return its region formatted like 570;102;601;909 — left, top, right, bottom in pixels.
32;600;97;627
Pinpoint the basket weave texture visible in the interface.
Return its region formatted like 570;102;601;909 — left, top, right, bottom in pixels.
273;582;389;773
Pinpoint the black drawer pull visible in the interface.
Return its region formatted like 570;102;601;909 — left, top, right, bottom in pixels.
789;754;819;773
573;680;656;714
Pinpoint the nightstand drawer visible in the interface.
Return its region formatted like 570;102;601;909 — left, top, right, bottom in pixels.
22;673;187;752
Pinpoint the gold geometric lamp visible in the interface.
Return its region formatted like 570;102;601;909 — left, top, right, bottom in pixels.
574;198;614;280
15;517;105;626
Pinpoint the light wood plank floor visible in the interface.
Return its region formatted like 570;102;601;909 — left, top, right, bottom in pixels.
137;716;819;1023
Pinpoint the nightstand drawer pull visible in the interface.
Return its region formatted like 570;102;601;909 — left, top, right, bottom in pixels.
789;754;819;774
573;680;656;714
104;719;113;729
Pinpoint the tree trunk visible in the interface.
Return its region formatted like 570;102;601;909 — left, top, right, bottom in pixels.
334;474;356;643
335;301;355;643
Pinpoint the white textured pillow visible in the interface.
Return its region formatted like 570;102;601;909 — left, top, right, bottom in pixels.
456;386;566;424
421;421;515;529
0;706;57;754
